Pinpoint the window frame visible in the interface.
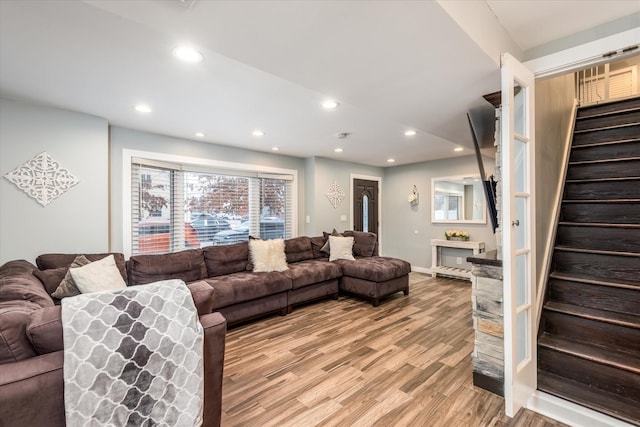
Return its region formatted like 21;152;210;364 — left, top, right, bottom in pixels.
122;149;298;257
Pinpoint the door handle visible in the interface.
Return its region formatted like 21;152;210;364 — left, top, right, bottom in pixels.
512;219;520;227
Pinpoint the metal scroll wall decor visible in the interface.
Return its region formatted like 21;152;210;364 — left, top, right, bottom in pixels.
4;151;79;206
325;181;345;209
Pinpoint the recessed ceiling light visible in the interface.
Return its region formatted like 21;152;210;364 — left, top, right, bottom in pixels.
271;147;279;151
404;130;417;136
322;100;339;109
454;147;464;152
173;46;203;63
134;104;152;113
334;148;343;153
387;158;395;163
195;132;205;138
252;130;265;137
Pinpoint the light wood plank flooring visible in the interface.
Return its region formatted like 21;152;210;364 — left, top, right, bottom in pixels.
221;273;567;426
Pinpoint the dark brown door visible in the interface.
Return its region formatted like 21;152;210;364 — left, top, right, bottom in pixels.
353;178;378;234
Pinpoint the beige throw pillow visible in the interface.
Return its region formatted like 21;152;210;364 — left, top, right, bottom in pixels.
51;255;91;299
249;239;288;272
69;254;127;294
329;236;355;261
320;229;342;254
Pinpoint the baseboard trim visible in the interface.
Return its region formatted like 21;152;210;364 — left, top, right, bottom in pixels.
472;372;503;396
527;391;635;427
411;266;431;274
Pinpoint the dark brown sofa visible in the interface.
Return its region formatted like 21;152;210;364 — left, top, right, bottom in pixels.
0;231;409;426
126;232;411;325
0;258;226;427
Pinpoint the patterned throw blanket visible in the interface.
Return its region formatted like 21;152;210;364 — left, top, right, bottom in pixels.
61;279;204;427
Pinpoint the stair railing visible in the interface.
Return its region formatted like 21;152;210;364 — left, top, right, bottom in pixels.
535;99;579;330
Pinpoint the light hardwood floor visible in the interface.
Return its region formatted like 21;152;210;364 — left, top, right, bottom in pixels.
221;273;567;426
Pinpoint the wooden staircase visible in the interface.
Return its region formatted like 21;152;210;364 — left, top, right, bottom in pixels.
537;96;640;425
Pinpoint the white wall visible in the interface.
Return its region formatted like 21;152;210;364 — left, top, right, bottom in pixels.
304;156;384;237
382;155;497;271
0;98;109;264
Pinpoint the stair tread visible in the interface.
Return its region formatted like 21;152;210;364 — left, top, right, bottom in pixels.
549;273;639;290
572;137;640;148
537;371;640;425
573;122;639;134
562;198;640;203
558;221;640;229
569;156;640;165
539;333;640;374
577;106;640;120
565;176;640;183
544;301;640;329
554;245;640;257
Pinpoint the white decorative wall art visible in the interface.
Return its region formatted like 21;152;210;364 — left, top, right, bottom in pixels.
325;181;345;209
4;151;79;206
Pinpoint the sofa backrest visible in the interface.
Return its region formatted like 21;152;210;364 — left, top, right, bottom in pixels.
203;242;249;277
342;230;378;257
127;249;207;285
310;236;328;259
36;253;128;283
284;236;314;263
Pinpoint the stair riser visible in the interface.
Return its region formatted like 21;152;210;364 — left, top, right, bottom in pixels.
552;251;640;285
564;180;640;200
574;110;640;132
573;124;640;146
542;310;640;353
566;159;640;180
578;98;640;118
570;141;640;162
538;346;640;397
556;225;640;253
547;279;640;316
561;202;640;224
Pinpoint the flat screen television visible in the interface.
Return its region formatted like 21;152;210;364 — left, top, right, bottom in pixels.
467;113;498;233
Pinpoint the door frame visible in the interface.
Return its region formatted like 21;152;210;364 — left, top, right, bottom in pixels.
350;174;382;252
501;52;537;417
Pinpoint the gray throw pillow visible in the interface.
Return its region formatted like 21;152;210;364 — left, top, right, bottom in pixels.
51;255;91;299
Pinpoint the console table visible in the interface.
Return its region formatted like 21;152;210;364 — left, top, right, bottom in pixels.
431;239;485;280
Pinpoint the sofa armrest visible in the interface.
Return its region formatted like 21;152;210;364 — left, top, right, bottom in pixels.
0;351;66;427
187;280;215;315
201;311;227;427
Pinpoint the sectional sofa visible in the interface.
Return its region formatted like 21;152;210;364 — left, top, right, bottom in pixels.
0;230;410;426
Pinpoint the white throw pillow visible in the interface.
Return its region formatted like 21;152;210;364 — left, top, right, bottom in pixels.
249;238;288;272
329;236;355;261
69;254;127;294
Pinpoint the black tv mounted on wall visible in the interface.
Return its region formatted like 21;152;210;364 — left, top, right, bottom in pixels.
467;113;499;233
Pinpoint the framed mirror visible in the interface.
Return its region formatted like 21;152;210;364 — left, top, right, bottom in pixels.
431;175;486;224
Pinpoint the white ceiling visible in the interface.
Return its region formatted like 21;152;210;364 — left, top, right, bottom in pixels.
1;0;638;167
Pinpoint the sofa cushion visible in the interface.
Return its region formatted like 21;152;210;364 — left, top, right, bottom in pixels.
343;230;378;257
26;306;62;355
284;236;314;263
284;259;342;289
249;239;288;272
127;249;207;286
203;272;291;309
70;254;127;293
0;273;54;308
36;253;128;283
0;260;37;278
0;303;39;363
50;255;91;299
203;242;249;277
33;268;66;295
310;236;328;259
337;256;411;282
329;236;355;261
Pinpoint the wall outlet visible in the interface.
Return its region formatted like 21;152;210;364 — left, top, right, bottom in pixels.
456;257;462;265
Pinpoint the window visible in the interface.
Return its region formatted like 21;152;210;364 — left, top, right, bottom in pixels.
129;155;295;255
434;192;462;220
